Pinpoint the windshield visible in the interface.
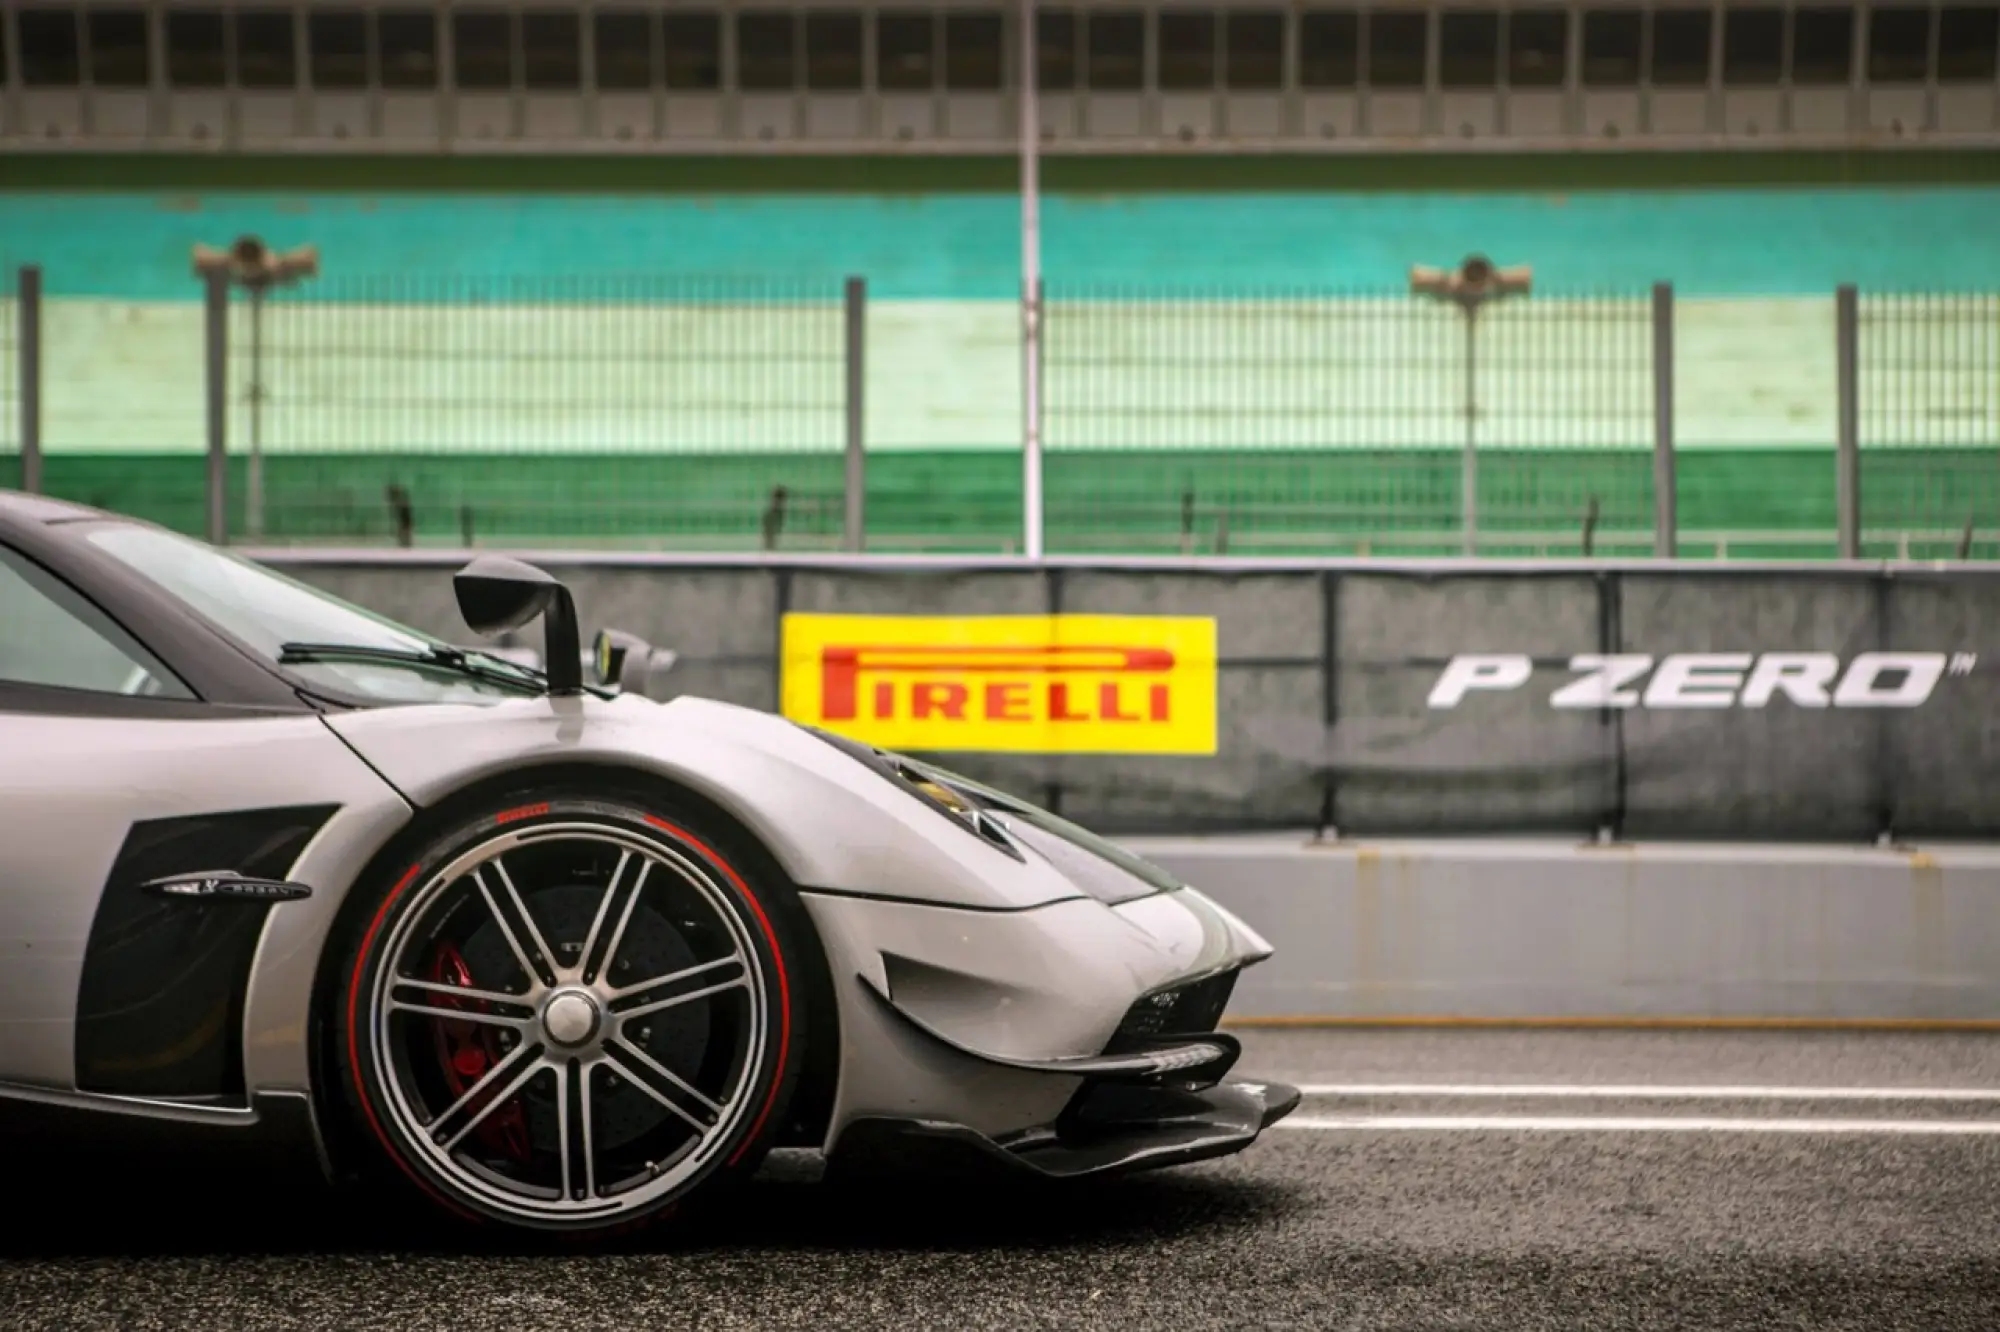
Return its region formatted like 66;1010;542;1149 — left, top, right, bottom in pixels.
84;524;541;704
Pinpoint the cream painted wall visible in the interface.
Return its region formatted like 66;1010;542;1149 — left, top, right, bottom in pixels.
12;295;1989;456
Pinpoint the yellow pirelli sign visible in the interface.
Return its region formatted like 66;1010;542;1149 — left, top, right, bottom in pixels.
779;613;1219;755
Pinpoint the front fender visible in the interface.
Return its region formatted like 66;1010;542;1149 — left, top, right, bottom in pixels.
320;693;1086;912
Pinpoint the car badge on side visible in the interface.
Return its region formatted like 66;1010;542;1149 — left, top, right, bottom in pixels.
140;870;314;902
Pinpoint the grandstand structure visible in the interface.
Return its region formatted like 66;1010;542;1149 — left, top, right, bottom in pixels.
1;2;1997;557
1;1;1996;153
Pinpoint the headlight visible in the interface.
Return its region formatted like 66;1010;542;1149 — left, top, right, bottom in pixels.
907;762;1184;906
799;725;1180;904
986;813;1163;906
801;726;1023;861
881;754;1023;860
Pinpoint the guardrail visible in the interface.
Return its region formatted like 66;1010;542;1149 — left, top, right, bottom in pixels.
239;524;2000;560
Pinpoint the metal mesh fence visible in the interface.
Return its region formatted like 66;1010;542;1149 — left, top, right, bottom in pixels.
1857;292;2000;560
229;274;854;547
1042;286;1658;556
6;265;1995;562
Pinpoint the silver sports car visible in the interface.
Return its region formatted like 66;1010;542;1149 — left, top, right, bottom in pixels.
0;488;1298;1239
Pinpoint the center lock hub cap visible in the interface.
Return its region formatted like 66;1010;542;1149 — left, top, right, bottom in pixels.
541;989;603;1048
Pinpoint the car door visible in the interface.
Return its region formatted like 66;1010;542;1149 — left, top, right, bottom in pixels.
0;540;397;1102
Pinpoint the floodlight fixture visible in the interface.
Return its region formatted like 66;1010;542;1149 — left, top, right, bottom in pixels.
1409;253;1533;314
193;235;320;541
1408;254;1534;556
192;235;320;291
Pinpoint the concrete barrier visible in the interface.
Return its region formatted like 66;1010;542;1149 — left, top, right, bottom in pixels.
1131;833;2000;1024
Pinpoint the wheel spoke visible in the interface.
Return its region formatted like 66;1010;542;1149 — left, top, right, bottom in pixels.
579;853;652;985
617;975;748;1023
472;865;555;989
561;1061;596;1203
575;850;630;980
596;865;651;988
388;999;531;1033
604;1039;724;1136
554;1060;575;1202
608;953;747;1018
389;978;536;1025
490;860;562;984
435;1043;545;1152
580;1063;599;1201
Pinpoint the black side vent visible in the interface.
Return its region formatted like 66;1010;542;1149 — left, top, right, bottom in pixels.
75;805;338;1101
1103;969;1239;1055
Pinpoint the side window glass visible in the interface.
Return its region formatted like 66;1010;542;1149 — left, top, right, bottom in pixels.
0;548;194;701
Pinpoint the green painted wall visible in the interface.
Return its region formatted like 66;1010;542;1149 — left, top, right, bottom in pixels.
19;447;1999;560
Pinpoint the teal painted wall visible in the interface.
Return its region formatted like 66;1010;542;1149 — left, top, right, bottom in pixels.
10;187;2000;298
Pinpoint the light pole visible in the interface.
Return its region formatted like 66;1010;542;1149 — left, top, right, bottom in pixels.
1020;0;1044;559
193;236;318;542
1410;254;1532;556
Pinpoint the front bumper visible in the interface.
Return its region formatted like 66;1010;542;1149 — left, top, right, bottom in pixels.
825;954;1300;1181
825;1076;1303;1182
798;883;1281;1157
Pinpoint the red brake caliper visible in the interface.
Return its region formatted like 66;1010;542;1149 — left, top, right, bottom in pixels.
429;942;533;1161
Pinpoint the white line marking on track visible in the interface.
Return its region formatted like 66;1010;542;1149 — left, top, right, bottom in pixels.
1296;1083;2000;1102
1278;1114;2000;1135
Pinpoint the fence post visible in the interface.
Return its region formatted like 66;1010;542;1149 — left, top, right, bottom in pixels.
1835;283;1860;559
843;275;866;553
1650;282;1675;558
1022;276;1045;560
203;267;229;545
1460;310;1479;556
17;265;41;495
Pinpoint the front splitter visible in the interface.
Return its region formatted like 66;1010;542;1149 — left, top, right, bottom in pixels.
825;1076;1303;1183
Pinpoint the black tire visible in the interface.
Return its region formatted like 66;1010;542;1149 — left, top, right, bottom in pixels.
332;787;808;1239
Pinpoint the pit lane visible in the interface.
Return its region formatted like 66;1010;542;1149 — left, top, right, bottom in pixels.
7;1029;2000;1331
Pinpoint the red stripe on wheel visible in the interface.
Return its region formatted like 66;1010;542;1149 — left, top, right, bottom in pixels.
642;815;794;1167
496;803;551;824
345;862;482;1226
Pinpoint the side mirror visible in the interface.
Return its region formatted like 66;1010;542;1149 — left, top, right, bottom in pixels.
592;627;678;697
454;555;584;696
593;628;639;688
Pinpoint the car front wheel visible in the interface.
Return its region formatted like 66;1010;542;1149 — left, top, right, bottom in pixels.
334;791;805;1237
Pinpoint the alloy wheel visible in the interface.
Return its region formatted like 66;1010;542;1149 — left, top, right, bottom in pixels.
364;819;772;1226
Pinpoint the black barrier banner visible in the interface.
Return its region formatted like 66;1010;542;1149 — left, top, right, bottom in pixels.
271;558;2000;842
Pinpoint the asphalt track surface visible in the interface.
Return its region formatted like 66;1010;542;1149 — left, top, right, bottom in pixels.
10;1029;2000;1331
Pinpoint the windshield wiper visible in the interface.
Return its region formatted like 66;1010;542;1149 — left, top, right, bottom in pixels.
278;641;546;692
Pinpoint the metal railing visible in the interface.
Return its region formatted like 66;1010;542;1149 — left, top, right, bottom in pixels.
3;263;1997;562
198;270;865;550
1042;282;1670;557
1849;288;2000;560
